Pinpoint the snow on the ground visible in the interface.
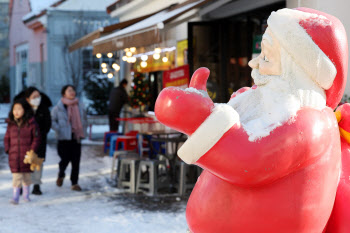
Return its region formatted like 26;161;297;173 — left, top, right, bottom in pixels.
0;143;188;233
90;125;109;133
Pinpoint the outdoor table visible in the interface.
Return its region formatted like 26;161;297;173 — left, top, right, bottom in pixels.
150;134;188;192
137;130;183;157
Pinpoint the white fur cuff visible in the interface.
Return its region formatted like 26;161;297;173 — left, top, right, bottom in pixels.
178;104;240;164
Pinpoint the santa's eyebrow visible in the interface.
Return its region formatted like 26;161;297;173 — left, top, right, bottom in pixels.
262;33;273;45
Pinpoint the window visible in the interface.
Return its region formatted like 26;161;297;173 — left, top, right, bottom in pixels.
15;44;29;93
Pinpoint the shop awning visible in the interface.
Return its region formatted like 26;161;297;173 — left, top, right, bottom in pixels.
68;14;155;52
91;0;212;54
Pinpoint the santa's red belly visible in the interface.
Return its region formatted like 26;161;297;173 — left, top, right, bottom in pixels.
186;153;340;233
325;140;350;233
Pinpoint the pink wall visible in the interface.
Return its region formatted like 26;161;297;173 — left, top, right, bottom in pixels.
9;0;47;66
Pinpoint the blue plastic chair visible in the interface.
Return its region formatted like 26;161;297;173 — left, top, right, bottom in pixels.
138;134;166;159
109;135;121;157
103;132;122;153
150;140;166;159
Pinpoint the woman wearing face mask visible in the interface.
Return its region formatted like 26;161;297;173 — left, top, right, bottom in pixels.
15;87;52;195
51;85;87;191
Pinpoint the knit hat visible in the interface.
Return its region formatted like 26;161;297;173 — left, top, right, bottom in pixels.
267;7;348;109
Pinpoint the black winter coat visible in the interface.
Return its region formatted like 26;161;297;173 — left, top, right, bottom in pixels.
108;86;128;113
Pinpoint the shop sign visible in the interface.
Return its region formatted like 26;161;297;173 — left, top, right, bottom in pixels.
177;39;188;66
134;51;175;73
163;65;189;89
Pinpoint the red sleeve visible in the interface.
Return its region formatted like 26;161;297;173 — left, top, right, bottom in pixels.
191;108;338;187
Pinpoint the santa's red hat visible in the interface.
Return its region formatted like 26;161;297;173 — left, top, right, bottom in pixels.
267;7;348;109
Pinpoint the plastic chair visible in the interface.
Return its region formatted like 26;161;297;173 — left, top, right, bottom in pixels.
111;151;139;180
109;135;120;157
125;130;139;136
135;159;168;195
137;134;151;157
109;131;139;157
137;134;166;159
103;131;121;153
150;140;166;158
116;136;138;151
118;158;141;193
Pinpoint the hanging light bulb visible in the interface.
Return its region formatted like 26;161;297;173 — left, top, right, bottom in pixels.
107;73;114;79
130;47;136;53
162;57;168;63
141;55;148;61
102;68;108;73
112;63;120;71
127;57;133;63
96;53;102;59
126;51;132;57
107;53;113;58
153;53;160;60
130;57;136;63
124;48;129;52
141;61;147;68
154;47;161;54
101;63;107;68
122;56;128;61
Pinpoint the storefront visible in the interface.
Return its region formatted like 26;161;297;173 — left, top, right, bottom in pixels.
189;1;286;102
87;0;209;112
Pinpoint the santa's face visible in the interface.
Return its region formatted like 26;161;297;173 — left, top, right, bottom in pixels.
249;28;282;85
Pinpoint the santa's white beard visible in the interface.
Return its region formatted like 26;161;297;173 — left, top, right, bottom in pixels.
228;48;326;141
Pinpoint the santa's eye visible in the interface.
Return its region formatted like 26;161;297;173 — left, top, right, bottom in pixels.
264;56;269;62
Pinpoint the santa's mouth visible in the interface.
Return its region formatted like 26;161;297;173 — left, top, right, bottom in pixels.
251;69;276;86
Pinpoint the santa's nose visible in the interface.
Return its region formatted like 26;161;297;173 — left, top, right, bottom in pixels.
248;57;259;69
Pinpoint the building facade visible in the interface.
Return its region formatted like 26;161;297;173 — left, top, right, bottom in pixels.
0;0;9;96
75;0;350;108
9;0;117;103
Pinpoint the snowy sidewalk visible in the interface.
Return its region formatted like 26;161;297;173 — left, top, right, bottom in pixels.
0;143;188;233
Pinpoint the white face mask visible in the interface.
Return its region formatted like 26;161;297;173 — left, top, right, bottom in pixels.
30;96;41;107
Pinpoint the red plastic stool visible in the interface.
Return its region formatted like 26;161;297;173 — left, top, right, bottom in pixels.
116;136;138;151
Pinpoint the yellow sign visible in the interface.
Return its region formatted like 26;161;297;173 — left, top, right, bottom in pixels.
133;51;175;73
177;40;188;67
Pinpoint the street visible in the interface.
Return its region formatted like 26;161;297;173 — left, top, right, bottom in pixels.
0;142;188;233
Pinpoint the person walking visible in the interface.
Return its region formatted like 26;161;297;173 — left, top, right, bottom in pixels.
4;99;40;204
51;85;87;191
15;87;52;195
108;79;128;132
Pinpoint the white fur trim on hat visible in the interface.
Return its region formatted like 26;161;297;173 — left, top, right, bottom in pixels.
178;104;240;164
267;8;337;90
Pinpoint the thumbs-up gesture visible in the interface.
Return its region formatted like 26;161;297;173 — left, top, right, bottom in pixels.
155;67;214;135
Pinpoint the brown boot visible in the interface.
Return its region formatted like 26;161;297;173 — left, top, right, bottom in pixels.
71;184;82;191
56;177;64;187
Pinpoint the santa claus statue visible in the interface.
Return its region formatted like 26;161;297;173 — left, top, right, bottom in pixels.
155;7;349;233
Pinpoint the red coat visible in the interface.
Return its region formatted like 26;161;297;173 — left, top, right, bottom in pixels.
4;118;41;173
178;107;340;233
155;76;342;233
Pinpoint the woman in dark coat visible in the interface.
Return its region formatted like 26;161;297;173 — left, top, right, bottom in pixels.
15;87;52;195
4;99;40;204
